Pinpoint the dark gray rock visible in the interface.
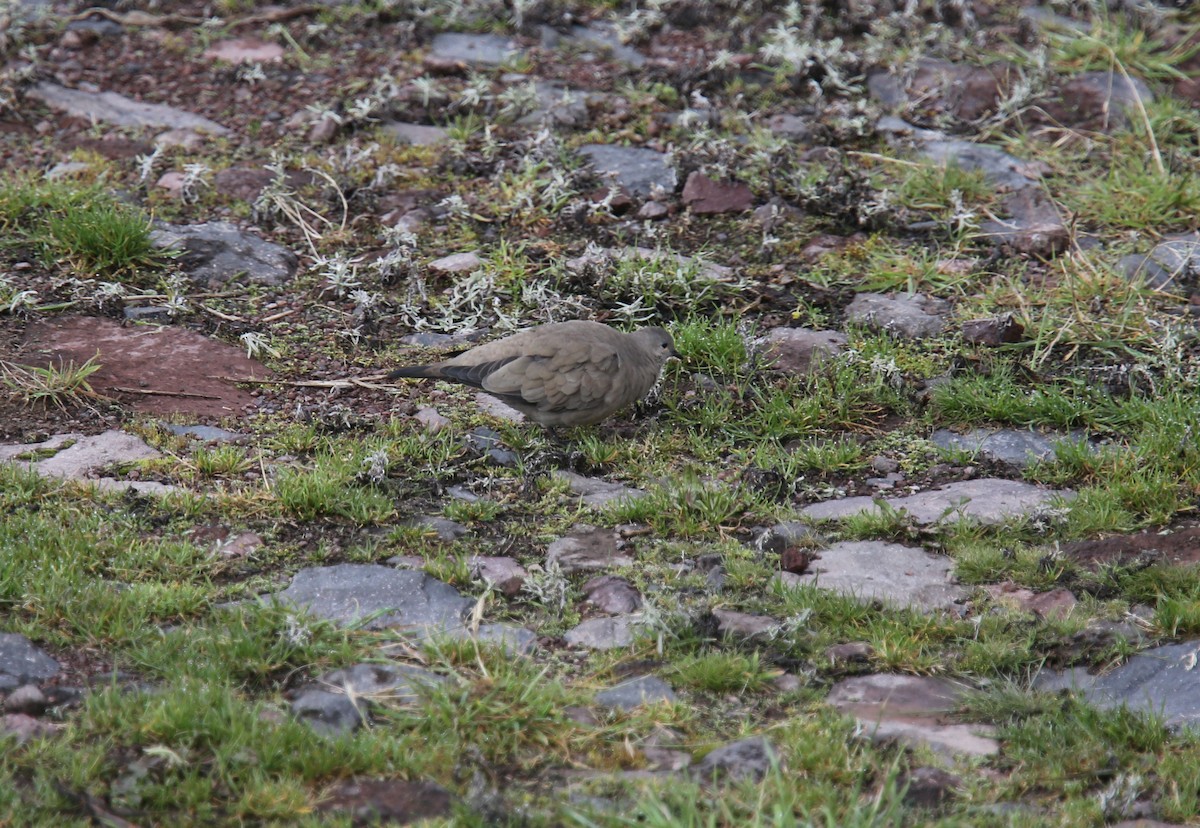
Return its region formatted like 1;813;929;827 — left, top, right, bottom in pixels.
291;688;366;736
448;623;538;654
713;608;778;638
546;525;632;573
578;145;677;197
273;565;473;632
932;428;1088;469
27;82;230;134
802;478;1074;525
318;662;444;705
845;293;947;339
161;424;242;442
979;189;1070;256
4;685;48;715
563;617;634;650
429;32;519;67
518;82;590;128
694;736;777;783
565;23;646;67
0;634;60;684
877;117;1042;191
380;121;448;146
782;541;967;611
1120;234;1200;290
553;470;648;508
582;575;642;614
150;222;298;287
1034;642;1200;729
595;675;676;710
404;515;469;542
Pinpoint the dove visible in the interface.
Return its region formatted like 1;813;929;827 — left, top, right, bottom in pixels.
388;320;677;427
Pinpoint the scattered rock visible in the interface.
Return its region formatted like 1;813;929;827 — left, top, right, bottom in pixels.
413;406;451;434
979;189;1070;256
578;145;677;197
1035;642;1200;729
553;471;648;508
931;428;1088;469
784;541;967;611
983;583;1077;620
319;662;444;706
582;575;642;614
961;315;1024;346
2;713;61;745
0;633;57;686
427;250;482;274
4;685;48;715
291;688;365;736
27;81;230;134
825;642;874;665
562;22;646;67
150;221;298;287
902;766;961;808
595;675;676;710
471;557;528;596
428;32;519;67
877;116;1043;191
712;608;778;638
1044;71;1155;132
380;121;449;146
317;779;454;824
0;430;158;482
447;623;538;654
21;315;268;417
563;616;635;650
1119;233;1200;290
694;737;777;783
827;674;998;759
844;293;947;339
546;525;632;574
802;478;1074;526
1060;526;1200;569
203;37;284;63
682;172;754;214
162;424;242;442
758;328;847;376
403;515;469;542
272;565;474;633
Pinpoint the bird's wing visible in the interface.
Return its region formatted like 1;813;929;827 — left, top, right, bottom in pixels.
438;356;519;389
483;344;621;414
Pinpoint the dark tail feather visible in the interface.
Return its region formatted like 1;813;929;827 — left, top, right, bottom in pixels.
387;364;441;380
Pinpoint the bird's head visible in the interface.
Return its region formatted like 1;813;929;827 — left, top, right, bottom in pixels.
633;326;679;367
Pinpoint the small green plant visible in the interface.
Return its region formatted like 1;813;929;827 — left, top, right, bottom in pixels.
0;356;103;409
671;651;774;693
442;498;502;523
190;445;255;479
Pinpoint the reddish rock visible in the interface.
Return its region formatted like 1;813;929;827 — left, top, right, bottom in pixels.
21;315;269;418
682;171;754;214
780;546;812;574
962;315;1024;346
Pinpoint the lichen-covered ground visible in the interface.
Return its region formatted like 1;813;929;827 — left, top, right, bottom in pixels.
2;0;1200;825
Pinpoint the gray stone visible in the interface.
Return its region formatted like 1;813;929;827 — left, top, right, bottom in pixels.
553;470;648;508
789;541;967;610
546;525;632;574
932;428;1088;469
1054;71;1155;132
759;327;847;375
27;82;230;134
291;688;365;737
802;478;1073;526
755;521;815;554
566;23;646;67
578;145;677;197
1018;6;1089;33
380;121;448;146
1119;234;1200;290
273;565;473;633
0;431;171;494
1;713;60;746
564;616;634;650
413;406;450;434
582;575;642;614
470;557;528;596
318;662;443;705
979;189;1070;256
765;113;811;139
122;305;173;324
429;32;518;67
693;737;777;783
564;245;733;283
427;251;482;274
596;675;676;710
518;82;590;128
149;222;298;287
877;117;1042;191
845;293;946;339
447;623;538;655
1034;642;1200;729
3;685;48;715
827;674;998;760
713;608;778;638
162;424;242;442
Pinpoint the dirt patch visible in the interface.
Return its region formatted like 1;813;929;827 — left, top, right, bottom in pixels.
1061;525;1200;568
20;315;270;419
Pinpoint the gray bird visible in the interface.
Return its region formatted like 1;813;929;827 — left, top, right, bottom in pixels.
388;320;678;427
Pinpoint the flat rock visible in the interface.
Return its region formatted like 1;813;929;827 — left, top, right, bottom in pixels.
0;635;60;684
517;81;590;128
693;737;777;783
0;430;158;479
546;525;632;573
563;616;635;650
827;674;998;760
318;662;444;705
1120;233;1200;290
682;171;754;214
203;37;284;63
979;188;1070;256
429;32;518;67
565;245;733;283
2;713;61;745
150;221;298;287
27;82;230;134
162;424;242;442
291;688;365;736
273;564;474;633
595;675;676;710
759;327;847;376
789;541;966;610
21;315;268;417
844;293;947;339
564;22;646;67
470;556;528;596
1045;71;1155;132
578;145;677;197
877;116;1042;191
427;250;482;274
553;470;648;508
932;427;1088;469
447;623;538;654
317;779;453;824
802;478;1073;526
1035;642;1200;729
380;121;449;146
983;583;1077;620
403;515;468;541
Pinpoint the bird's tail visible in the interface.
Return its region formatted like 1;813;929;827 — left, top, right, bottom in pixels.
386;364;441;380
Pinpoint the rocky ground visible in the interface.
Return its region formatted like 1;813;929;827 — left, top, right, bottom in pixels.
2;0;1200;825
